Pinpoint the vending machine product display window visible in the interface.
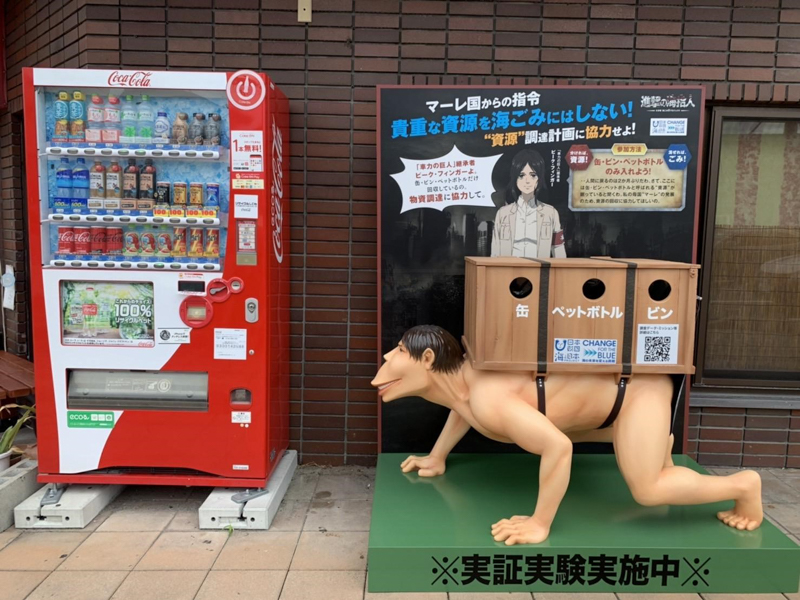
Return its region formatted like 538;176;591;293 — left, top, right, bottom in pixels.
24;68;291;487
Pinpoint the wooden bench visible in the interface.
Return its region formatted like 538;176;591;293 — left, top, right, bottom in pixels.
0;351;34;402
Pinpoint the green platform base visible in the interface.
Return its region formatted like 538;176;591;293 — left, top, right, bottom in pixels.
368;453;800;593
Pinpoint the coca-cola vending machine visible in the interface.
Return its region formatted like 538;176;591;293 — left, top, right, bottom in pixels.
22;67;290;487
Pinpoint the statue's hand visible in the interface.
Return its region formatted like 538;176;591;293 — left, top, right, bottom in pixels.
400;454;446;477
491;515;550;545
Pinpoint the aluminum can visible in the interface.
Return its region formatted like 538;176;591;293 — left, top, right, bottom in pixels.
188;227;204;257
205;183;220;207
204;228;220;258
189;182;204;206
57;227;74;254
173;227;187;256
124;231;140;256
106;227;124;254
74;227;91;254
90;227;107;254
173;182;187;206
154;181;170;205
156;232;173;256
140;232;156;255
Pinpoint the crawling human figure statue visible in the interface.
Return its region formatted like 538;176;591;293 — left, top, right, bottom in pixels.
371;324;763;546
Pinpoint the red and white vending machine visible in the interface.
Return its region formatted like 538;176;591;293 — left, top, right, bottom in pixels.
22;67;290;487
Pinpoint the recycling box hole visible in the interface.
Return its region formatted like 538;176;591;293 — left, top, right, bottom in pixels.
509;277;533;299
649;279;672;302
582;278;606;300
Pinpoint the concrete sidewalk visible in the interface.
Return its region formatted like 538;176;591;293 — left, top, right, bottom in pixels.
0;463;798;600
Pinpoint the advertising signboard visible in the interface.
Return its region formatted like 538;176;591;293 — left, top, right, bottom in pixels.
378;85;704;453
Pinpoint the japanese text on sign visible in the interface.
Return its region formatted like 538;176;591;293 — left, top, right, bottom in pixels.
231;130;264;172
428;553;707;588
394;101;635;140
570;150;685;211
390;146;500;213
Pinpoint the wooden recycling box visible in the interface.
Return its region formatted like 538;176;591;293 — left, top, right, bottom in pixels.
463;257;699;376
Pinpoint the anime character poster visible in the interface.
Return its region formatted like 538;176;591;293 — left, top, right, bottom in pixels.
378;86;703;453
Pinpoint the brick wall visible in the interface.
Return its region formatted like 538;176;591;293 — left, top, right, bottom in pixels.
688;407;800;468
5;0;800;465
2;0;97;358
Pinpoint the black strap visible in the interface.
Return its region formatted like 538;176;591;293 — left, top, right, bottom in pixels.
598;378;627;429
601;259;637;376
536;376;546;416
523;258;550;374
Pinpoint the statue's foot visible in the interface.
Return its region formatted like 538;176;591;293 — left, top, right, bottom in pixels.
716;470;763;531
491;515;550;545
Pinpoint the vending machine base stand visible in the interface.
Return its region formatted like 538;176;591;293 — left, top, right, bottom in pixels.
199;449;297;530
368;453;800;594
15;483;124;529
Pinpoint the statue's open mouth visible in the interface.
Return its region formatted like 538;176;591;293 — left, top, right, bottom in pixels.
376;380;399;396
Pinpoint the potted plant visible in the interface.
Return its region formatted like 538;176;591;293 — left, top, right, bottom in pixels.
0;404;35;472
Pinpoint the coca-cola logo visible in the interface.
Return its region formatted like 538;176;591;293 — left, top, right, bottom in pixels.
75;231;91;243
107;71;152;87
271;117;284;264
58;230;74;241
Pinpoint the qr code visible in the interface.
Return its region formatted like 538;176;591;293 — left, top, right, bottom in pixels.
644;336;671;363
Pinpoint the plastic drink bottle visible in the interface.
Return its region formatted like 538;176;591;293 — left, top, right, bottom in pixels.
204;113;222;145
68;91;86;143
137;95;155;144
89;160;106;207
72;158;90;199
102;94;122;143
123;159;139;199
105;161;122;209
189;113;205;145
121;95;138;144
54;91;70;143
56;157;72;198
86;94;104;143
154;111;171;143
139;158;156;198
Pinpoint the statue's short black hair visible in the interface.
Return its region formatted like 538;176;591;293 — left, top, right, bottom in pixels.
400;325;464;374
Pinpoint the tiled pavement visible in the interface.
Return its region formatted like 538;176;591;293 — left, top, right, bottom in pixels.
0;464;798;600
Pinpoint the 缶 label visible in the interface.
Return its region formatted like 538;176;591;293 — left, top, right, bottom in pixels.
553;338;618;364
637;324;679;365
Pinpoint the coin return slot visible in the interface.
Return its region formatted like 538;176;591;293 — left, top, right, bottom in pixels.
230;388;252;407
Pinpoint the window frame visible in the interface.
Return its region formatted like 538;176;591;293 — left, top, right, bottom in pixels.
695;106;800;390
